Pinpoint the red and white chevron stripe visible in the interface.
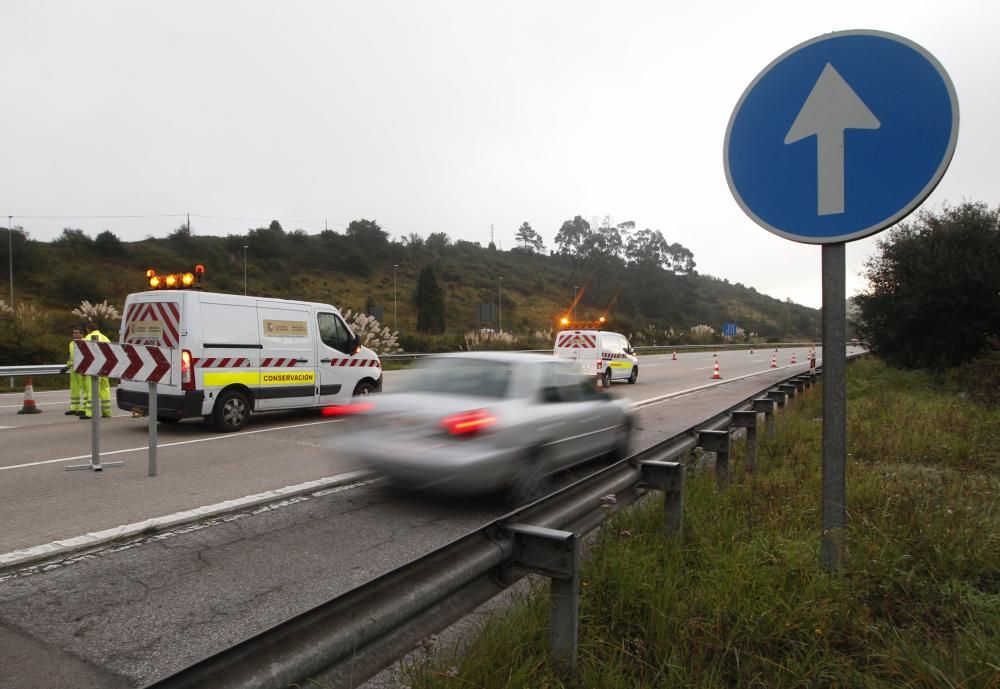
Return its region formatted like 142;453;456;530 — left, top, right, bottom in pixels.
556;333;597;348
328;358;381;368
73;341;179;384
260;358;299;367
123;300;182;349
193;357;252;368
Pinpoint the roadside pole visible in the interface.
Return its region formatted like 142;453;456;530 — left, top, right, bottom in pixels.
821;244;847;569
148;382;158;476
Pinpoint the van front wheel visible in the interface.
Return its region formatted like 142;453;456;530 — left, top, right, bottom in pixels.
353;380;377;396
214;390;251;432
628;366;638;384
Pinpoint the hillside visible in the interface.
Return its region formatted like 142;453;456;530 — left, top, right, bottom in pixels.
0;221;820;363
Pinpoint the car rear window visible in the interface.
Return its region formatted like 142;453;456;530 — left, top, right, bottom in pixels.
400;358;513;398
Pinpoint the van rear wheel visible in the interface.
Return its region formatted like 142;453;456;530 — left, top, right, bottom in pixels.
214;389;251;432
602;369;612;388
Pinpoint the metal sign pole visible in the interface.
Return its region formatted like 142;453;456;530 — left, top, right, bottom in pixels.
91;373;101;469
821;244;847;571
148;381;158;476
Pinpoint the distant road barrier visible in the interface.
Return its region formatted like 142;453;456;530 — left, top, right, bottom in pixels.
142;358;851;689
3;343;825;371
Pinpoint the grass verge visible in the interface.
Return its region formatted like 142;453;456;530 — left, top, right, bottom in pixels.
402;357;1000;689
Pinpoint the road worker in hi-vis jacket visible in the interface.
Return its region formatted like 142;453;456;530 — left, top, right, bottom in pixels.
66;326;86;416
80;320;112;419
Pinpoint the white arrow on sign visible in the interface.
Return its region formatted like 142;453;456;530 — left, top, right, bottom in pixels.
784;62;881;216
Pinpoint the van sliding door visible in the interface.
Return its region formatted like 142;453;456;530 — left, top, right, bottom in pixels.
256;304;317;410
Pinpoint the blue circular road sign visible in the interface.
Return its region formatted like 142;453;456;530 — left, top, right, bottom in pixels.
724;30;959;244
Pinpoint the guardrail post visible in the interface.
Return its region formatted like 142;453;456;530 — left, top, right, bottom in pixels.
753;397;776;439
731;411;758;473
779;383;796;400
698;429;731;490
767;389;786;409
639;460;684;535
505;524;580;675
793;377;806;394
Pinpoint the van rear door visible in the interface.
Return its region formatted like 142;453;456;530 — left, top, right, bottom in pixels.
256;303;316;410
120;292;184;394
553;330;598;376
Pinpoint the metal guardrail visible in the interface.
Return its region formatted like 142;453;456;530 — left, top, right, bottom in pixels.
0;364;66;377
143;363;833;689
380;342;820;361
3;344;822;369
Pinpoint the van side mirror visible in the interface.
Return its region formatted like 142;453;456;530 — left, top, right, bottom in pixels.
542;386;560;403
352;333;361;353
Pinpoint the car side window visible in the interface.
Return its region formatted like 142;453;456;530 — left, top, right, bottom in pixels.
620;336;631;353
318;313;354;353
601;333;618;351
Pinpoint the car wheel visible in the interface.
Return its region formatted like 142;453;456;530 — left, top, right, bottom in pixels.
506;447;552;507
602;369;612;388
628;366;638;384
213;389;251;432
157;416;181;424
353;380;377;396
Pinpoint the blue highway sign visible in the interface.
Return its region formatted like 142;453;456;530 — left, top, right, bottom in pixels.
724;30;959;244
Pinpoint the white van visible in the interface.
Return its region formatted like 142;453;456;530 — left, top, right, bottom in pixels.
116;290;382;431
553;327;639;387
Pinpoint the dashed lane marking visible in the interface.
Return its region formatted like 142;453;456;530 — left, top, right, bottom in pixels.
0;418;344;472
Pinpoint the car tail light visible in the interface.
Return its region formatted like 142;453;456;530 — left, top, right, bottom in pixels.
597;359;604;369
181;349;195;391
322;402;374;417
441;409;497;436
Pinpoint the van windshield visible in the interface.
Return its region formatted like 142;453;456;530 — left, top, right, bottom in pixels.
399;358;513;398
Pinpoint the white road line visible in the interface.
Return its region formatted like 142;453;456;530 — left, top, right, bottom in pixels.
0;401;68;409
634;364;801;409
694;366;713;371
0;470;375;570
0;418;344;472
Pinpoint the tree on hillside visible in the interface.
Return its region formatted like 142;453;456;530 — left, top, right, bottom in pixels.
515;222;545;253
626;228;670;268
95;230;126;257
855;201;1000;368
415;265;446;333
346;219;389;256
54;228;94;252
426;232;451;254
554;216;592;256
667;242;696;274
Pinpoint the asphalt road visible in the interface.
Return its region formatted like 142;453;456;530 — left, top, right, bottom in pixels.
0;346;842;688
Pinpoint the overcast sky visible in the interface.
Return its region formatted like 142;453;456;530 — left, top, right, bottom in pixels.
2;1;996;309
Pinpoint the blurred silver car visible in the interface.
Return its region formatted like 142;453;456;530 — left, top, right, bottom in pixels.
339;352;633;504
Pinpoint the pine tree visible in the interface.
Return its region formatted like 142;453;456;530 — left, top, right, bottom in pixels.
415;265;446;333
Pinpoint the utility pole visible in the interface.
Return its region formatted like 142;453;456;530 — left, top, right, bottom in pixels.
187;212;191;233
498;277;503;332
6;215;12;309
490;224;494;246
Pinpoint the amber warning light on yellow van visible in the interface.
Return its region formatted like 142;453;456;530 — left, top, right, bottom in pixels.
146;266;204;290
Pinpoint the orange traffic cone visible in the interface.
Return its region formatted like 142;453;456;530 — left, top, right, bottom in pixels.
791;352;797;364
770;353;777;368
712;360;721;379
17;377;43;415
672;351;677;361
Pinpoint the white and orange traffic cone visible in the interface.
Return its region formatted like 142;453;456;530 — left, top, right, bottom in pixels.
17;377;43;415
672;351;677;361
770;353;777;368
791;352;797;364
712;360;721;379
